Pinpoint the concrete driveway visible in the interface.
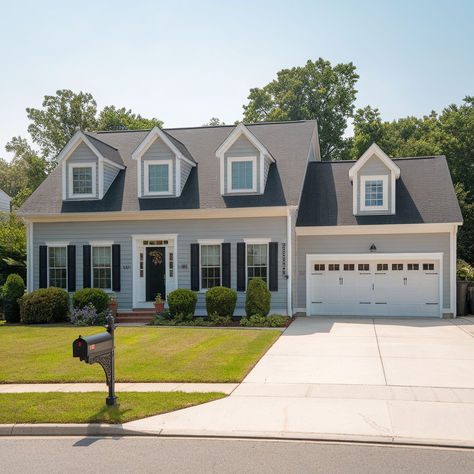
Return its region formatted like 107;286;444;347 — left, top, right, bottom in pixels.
126;316;474;445
243;316;474;389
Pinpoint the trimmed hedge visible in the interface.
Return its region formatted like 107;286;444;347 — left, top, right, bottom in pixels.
167;289;197;318
3;273;25;323
245;278;271;317
205;286;237;317
72;288;109;313
19;287;69;324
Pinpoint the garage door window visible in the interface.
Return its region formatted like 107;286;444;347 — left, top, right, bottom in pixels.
328;264;340;271
392;263;403;271
343;264;355;271
377;264;388;271
314;264;325;271
423;263;434;271
408;264;419;270
358;263;369;271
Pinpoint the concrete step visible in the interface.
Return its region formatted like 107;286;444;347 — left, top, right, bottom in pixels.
116;309;155;323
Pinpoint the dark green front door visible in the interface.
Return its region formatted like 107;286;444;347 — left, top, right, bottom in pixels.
146;247;166;302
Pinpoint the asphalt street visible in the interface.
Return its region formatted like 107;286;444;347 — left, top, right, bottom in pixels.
1;437;473;474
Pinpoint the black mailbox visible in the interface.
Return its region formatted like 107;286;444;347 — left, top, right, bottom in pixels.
73;332;113;363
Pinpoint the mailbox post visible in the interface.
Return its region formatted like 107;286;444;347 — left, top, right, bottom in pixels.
73;312;117;406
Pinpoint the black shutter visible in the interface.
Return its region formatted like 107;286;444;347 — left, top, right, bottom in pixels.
39;245;47;288
190;243;200;291
269;242;278;291
83;245;91;288
221;243;231;288
237;242;246;291
112;244;121;292
67;245;76;292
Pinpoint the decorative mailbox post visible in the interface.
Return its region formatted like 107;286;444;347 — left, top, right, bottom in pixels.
73;313;117;406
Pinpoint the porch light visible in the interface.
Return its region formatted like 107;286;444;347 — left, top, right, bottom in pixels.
369;243;377;252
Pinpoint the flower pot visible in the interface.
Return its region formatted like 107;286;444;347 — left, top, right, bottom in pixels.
154;302;165;313
108;301;118;317
468;286;474;316
457;281;470;316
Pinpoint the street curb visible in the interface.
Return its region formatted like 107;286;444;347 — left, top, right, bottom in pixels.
1;424;474;448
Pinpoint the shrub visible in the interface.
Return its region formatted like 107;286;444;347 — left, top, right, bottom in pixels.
457;259;474;281
240;314;267;327
267;314;291;327
167;289;197;318
3;274;25;323
72;288;109;313
70;304;109;326
208;312;232;326
19;287;69;324
205;286;237;317
245;278;270;317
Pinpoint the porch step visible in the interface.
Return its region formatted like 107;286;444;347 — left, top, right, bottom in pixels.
116;309;155;324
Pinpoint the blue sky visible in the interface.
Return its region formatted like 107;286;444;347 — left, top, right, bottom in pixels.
0;0;472;160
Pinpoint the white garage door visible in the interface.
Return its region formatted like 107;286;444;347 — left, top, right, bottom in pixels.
308;256;441;317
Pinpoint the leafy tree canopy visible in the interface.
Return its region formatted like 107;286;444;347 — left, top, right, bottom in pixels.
242;58;359;160
97;105;163;131
203;117;226;126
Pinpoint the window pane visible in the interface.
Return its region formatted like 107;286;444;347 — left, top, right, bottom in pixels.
48;247;67;289
365;180;383;207
231;161;253;190
247;244;268;283
72;167;93;194
201;244;221;289
92;246;111;289
148;164;169;192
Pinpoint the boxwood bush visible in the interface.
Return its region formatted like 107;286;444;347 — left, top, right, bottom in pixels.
72;288;109;313
3;273;25;323
167;289;197;318
205;286;237;317
245;278;270;317
19;287;69;324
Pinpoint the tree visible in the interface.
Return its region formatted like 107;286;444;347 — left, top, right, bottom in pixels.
97;105;163;130
242;58;359;160
26;90;98;158
203;117;225;126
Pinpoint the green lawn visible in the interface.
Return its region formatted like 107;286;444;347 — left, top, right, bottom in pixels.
0;392;225;424
0;326;280;383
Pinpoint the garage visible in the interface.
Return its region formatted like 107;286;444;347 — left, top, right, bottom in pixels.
306;253;443;317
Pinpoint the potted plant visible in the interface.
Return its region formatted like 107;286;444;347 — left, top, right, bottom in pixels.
456;260;474;316
154;293;165;313
107;294;118;316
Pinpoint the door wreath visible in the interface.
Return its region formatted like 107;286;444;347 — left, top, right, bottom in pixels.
148;249;163;265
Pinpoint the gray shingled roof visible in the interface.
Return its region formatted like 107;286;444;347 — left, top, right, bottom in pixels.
84;134;124;167
18;121;317;215
296;156;463;226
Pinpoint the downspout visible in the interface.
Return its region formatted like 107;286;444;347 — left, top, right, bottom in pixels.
286;208;292;316
451;224;458;317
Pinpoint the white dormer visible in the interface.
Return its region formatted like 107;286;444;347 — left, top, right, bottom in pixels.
215;123;275;195
349;143;400;216
132;126;196;198
59;131;125;201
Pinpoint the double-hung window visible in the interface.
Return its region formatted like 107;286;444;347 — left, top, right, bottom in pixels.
69;163;96;198
200;244;221;289
227;156;257;193
92;246;112;290
247;243;268;283
48;246;67;289
360;175;388;211
144;159;173;195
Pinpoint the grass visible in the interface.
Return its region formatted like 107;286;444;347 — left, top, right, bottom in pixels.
0;326;280;383
0;392;226;424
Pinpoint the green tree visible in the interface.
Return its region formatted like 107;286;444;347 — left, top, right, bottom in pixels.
97;105;163;130
26;90;98;158
203;117;226;126
242;58;359;160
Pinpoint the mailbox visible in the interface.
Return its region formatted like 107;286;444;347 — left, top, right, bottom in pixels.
73;332;113;363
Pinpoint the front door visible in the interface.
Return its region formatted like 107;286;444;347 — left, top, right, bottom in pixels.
146;247;166;301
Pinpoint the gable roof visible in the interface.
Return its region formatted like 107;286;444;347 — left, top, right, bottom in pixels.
18;120;317;216
349;143;400;180
296;156;463;226
84;134;124;167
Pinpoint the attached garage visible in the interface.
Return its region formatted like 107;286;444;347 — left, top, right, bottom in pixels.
306;253;443;317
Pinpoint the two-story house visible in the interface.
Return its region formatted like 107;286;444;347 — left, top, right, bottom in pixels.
18;120;463;318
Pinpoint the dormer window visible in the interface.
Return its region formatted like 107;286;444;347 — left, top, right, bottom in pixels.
69;163;96;198
228;156;257;193
361;175;388;211
144;160;173;196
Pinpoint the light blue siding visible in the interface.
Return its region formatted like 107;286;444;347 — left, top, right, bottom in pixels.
141;139;176;195
66;143;98;199
103;164;120;195
180;160;193;192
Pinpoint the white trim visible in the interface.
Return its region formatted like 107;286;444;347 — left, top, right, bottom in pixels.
295;223;461;236
215;123;275;163
131;126;196;167
175;157;182;197
68;162;97;199
44;241;70;246
244;238;272;244
360;175;389;211
450;224;458;317
259;152;265;193
286;208;292;317
219;155;225;195
47;244;68;290
132;233;178;241
98;159;104;199
226;156;257;194
20;205;293;222
199;242;222;292
89;240;114;246
143;159;173;196
197;239;224;245
26;220;33;293
305;252;444;318
62;165;66;201
349;143;400;180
